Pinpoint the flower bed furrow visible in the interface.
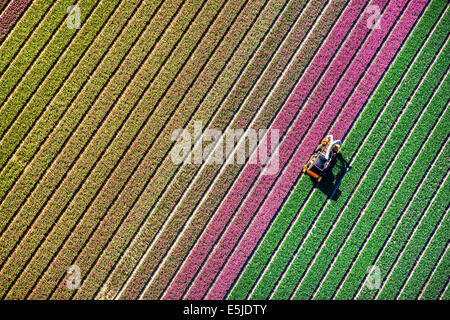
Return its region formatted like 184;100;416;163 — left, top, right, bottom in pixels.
117;0;336;301
185;0;398;300
32;0;254;300
313;76;449;300
376;187;449;299
0;0;149;207
97;0;283;300
400;215;449;299
419;244;450;300
162;0;365;300
290;49;449;300
230;0;445;300
251;19;448;300
0;0;53;74
0;0;84;137
0;0;122;177
4;0;226;300
0;0;169;266
0;0;196;298
209;0;424;300
355;168;449;300
0;0;30;43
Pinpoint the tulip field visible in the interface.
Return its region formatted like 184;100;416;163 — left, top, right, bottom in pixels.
0;0;448;300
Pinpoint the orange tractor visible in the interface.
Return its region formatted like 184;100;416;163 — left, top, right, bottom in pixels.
303;135;342;182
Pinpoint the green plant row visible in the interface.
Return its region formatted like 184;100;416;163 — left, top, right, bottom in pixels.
356;144;449;298
5;0;227;300
442;282;450;300
337;110;450;299
290;40;450;300
0;0;190;299
44;0;261;300
0;0;164;266
232;0;447;300
419;239;450;300
314;79;450;299
0;0;54;74
399;203;449;299
74;0;293;300
123;0;340;301
0;0;89;137
376;183;449;299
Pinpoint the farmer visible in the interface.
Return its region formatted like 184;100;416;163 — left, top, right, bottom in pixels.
319;135;341;160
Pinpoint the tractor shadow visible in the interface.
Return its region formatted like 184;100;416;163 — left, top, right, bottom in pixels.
308;153;351;201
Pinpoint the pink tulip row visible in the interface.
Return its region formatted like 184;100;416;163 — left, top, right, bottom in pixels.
163;0;370;299
207;0;427;299
0;0;30;42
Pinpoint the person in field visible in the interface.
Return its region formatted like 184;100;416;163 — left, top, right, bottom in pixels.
317;135;341;169
303;134;342;182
